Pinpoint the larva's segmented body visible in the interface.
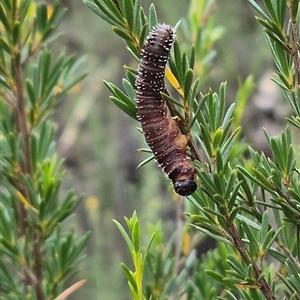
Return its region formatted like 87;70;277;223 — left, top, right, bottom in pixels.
136;24;197;196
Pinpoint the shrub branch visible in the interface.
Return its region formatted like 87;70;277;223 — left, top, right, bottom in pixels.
289;0;300;85
227;223;275;300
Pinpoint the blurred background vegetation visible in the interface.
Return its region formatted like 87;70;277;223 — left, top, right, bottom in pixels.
46;0;287;298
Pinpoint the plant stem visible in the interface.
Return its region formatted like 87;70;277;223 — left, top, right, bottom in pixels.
278;239;300;273
13;48;45;300
289;0;300;86
14;62;30;234
34;239;44;299
174;196;184;276
227;223;275;300
13;60;32;293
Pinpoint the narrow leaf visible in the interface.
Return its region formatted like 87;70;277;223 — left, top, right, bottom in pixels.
148;3;157;30
113;219;134;252
84;1;123;27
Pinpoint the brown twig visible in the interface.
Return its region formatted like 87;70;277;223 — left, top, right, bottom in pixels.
14;62;30;234
278;241;300;272
33;239;44;299
227;223;275;300
289;0;300;86
13;44;45;300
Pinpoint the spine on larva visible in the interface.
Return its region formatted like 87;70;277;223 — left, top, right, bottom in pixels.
136;24;197;196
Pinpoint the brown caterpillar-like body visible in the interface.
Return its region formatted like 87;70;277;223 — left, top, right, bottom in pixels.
136;24;197;196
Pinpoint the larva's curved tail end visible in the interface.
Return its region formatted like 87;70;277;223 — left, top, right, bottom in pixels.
174;180;197;196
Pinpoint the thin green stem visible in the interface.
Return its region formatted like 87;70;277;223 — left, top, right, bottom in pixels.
174;196;184;276
133;251;144;300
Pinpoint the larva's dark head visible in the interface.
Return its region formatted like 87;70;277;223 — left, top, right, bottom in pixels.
174;180;197;196
168;164;197;196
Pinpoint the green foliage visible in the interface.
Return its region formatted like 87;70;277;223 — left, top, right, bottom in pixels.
0;0;89;299
85;0;300;299
114;212;155;300
249;0;300;128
